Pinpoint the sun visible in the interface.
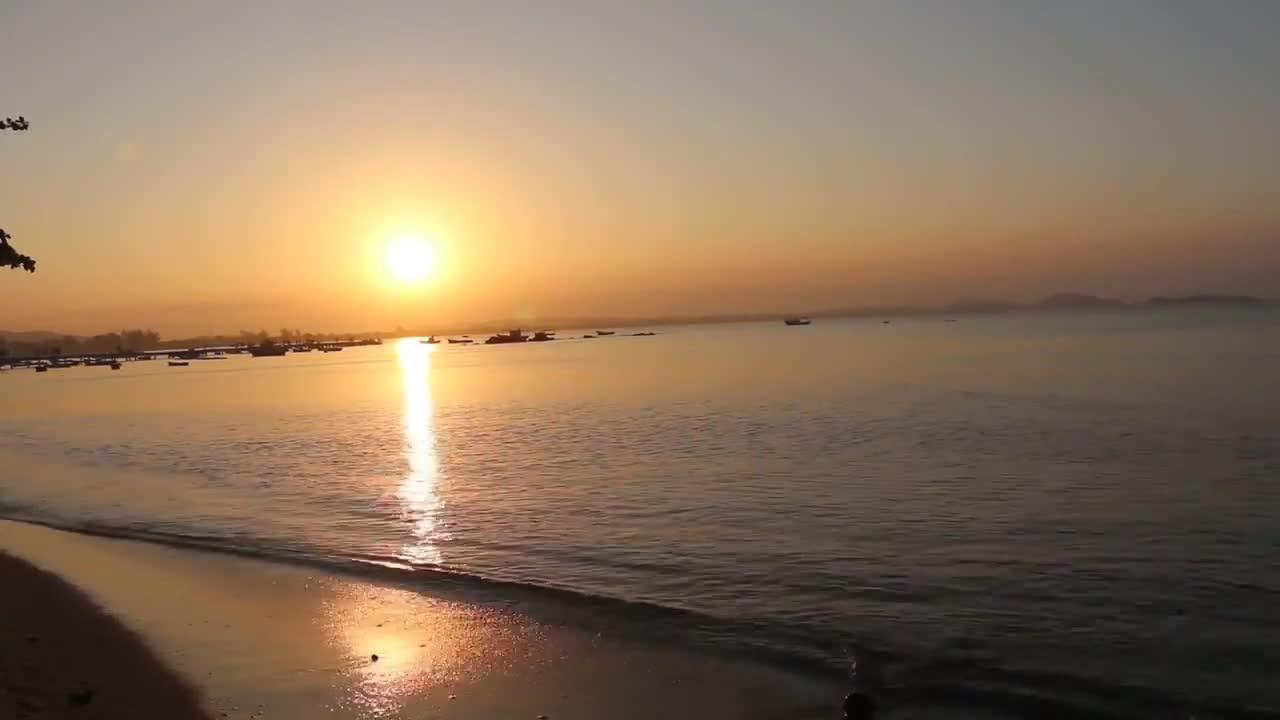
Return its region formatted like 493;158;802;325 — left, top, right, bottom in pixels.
384;235;438;284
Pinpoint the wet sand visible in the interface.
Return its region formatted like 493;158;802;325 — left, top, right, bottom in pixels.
0;551;209;720
0;520;841;720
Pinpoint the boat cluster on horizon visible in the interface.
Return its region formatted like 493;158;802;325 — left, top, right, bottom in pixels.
244;339;359;357
419;328;659;346
31;358;124;372
4;337;383;373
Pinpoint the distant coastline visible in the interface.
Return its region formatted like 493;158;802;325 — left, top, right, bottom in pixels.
496;293;1270;335
1;293;1272;356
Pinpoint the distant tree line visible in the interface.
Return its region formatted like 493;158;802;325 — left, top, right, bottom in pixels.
1;326;370;359
2;115;35;272
153;329;344;350
0;329;161;358
233;329;315;345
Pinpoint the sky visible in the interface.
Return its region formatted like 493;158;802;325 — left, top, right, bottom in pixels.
2;0;1278;336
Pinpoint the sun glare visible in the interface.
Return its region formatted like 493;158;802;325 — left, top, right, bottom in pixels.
384;235;438;284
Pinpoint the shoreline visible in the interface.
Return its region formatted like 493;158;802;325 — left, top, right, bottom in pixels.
0;550;210;720
0;519;843;720
0;510;844;677
5;295;1273;361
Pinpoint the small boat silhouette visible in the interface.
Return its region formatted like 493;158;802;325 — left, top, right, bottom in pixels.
248;340;288;357
485;329;528;345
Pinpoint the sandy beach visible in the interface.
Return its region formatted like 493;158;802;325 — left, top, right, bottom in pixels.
0;519;841;720
0;550;210;720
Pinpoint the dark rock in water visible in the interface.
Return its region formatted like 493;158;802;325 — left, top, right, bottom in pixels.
842;692;874;720
370;654;379;662
67;688;95;706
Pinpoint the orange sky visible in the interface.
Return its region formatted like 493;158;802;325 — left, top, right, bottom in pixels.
2;2;1278;337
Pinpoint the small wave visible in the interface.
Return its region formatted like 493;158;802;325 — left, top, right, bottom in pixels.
0;505;795;654
2;507;1270;720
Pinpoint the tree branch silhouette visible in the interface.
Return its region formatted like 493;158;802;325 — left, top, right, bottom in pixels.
2;115;36;273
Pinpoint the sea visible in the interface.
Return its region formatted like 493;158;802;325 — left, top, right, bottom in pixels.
2;305;1278;719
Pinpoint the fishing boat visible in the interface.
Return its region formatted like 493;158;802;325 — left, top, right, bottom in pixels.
247;340;288;357
783;317;812;326
168;361;190;367
318;345;343;353
421;336;441;344
595;330;616;336
485;329;528;345
34;365;48;373
110;362;122;370
447;337;473;344
529;331;556;342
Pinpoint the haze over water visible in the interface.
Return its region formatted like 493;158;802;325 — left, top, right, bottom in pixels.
3;305;1278;717
4;2;1280;334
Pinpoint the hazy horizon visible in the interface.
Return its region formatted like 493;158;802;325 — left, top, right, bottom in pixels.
2;291;1272;345
3;1;1279;336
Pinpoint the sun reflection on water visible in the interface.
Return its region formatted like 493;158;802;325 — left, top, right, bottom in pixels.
395;338;445;566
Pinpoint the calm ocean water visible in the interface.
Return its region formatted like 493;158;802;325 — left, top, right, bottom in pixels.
3;307;1279;718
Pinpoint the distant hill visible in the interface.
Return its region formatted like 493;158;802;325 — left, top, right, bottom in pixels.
942;299;1022;314
1037;293;1127;310
1145;294;1261;305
